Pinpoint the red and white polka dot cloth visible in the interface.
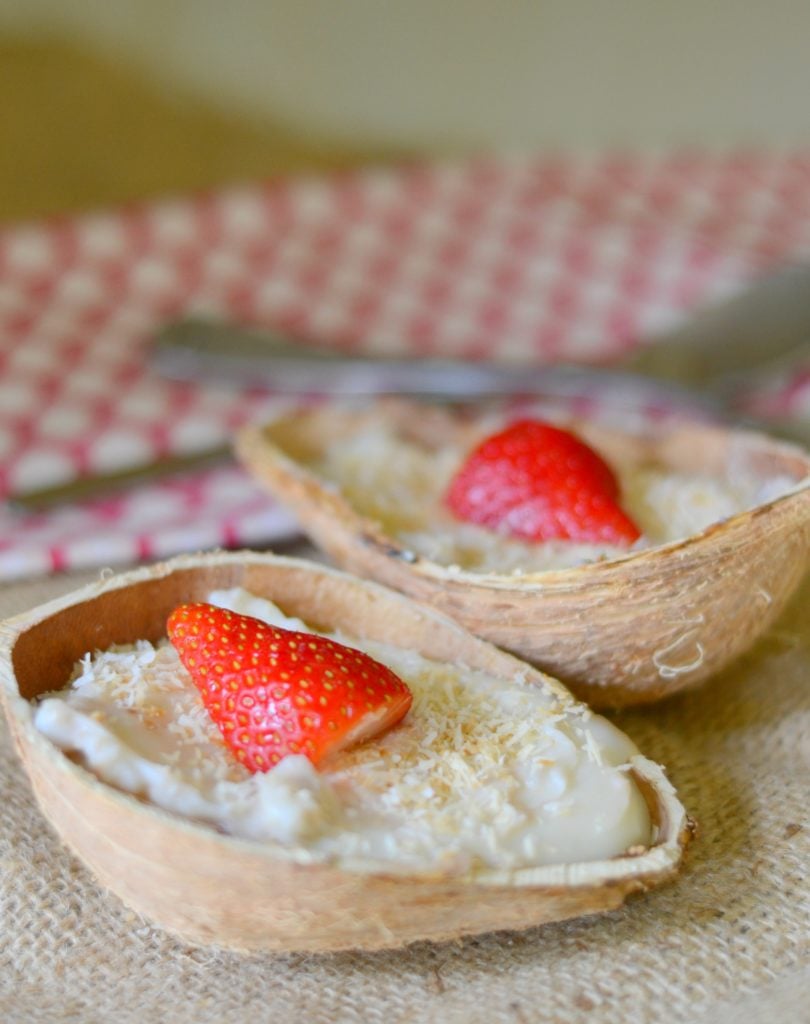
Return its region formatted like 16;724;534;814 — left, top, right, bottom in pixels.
2;152;809;580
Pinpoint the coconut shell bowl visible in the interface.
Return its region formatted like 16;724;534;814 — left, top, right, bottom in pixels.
236;401;810;708
0;552;692;952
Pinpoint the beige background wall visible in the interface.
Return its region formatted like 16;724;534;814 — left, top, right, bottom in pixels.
2;0;810;151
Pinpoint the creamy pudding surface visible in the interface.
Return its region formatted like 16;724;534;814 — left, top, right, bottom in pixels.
34;588;651;874
313;424;793;573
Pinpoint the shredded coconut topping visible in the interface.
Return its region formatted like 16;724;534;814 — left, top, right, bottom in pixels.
34;588;650;873
314;426;794;572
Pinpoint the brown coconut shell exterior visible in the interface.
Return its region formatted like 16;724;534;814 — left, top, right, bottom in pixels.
236;402;810;708
0;552;692;952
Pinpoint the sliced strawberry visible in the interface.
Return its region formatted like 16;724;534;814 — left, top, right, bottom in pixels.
167;603;412;773
445;419;641;545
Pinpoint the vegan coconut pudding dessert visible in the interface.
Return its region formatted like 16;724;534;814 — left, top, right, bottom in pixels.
310;415;794;573
236;402;810;706
5;552;693;950
33;587;651;873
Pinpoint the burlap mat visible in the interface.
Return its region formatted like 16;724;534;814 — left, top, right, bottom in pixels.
1;558;808;1024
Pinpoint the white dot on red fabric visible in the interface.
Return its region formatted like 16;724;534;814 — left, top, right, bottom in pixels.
116;388;173;420
129;260;183;297
55;269;111;305
235;506;297;538
8;345;62;375
0;378;41;417
75;216;129;260
167;416;229;452
87;431;155;473
252;277;304;311
38;405;95;440
53;532;142;570
146;202;202;246
149;520;225;556
218;191;273;233
292;183;337;222
59;371;117;402
213;470;265;503
103;306;157;336
8;448;76;491
306;303;356;337
119;487;187;524
0;546;53;579
202;250;247;280
0;431;14;462
3;228;58;273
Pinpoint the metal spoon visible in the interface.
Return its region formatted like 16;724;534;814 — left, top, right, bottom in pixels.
9;263;810;511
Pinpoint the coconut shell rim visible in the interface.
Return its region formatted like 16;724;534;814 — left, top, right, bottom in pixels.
0;551;692;891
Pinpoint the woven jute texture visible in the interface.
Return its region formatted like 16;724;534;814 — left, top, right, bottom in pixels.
1;561;808;1024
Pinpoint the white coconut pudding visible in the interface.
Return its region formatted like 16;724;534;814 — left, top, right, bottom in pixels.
33;587;651;875
312;422;795;573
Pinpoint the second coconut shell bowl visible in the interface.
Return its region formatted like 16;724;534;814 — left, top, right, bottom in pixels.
236;401;810;709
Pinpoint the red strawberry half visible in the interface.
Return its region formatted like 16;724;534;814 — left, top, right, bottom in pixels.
167;603;412;773
445;419;641;545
